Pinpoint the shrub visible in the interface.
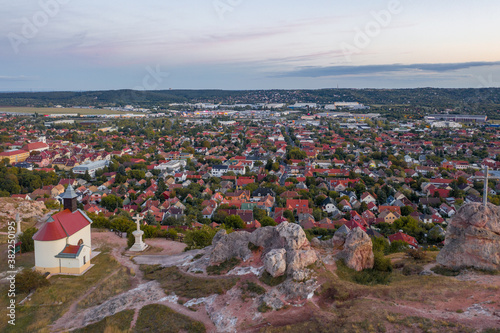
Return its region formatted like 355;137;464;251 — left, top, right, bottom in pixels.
165;229;178;240
373;251;392;272
18;227;38;252
258;302;272;313
248;242;260;252
206;258;241;275
387;240;409;254
16;269;50;294
402;264;424;276
244;281;266;295
431;265;460;276
406;248;427;261
184;226;217;249
259;271;287;287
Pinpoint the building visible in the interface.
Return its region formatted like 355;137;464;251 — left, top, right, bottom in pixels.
425;114;487;123
211;165;229;177
0;149;30;164
72;160;109;177
32;185;93;274
22;142;49;152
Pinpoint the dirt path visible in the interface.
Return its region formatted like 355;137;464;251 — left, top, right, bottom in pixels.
50;231;217;332
51;267;122;332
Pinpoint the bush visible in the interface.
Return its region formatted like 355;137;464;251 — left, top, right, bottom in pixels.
244;281;266;295
206;258;241;275
387;240;409;254
18;227;38;252
184;225;217;249
373;251;392;272
406;248;427;261
431;265;460;276
16;269;50;294
402;264;424;276
165;229;178;240
259;271;287;287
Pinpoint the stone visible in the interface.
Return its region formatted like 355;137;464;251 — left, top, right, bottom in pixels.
210;231;251;264
332;224;350;248
286;249;318;274
276;222;308;250
263;248;287;277
249;226;283;249
437;203;500;271
337;227;374;271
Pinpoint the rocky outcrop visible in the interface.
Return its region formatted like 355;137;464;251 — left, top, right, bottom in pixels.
264;249;287;277
332;224;350;249
336;227;374;271
209;222;318;278
437;203;500;271
210;230;252;264
0;198;46;227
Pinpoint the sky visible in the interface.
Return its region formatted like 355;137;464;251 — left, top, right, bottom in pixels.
1;0;500;91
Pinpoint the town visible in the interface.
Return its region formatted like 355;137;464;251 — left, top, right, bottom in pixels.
0;97;499;332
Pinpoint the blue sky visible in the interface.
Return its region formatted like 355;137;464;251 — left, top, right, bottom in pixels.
1;0;500;91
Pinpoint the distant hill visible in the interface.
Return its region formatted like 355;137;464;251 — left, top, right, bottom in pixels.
0;88;499;117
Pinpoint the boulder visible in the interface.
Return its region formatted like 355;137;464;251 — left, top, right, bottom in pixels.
210;231;252;265
249;226;283;249
437;203;500;271
332;224;350;248
276;222;308;250
337;227;374;271
286;249;318;274
264;248;287;277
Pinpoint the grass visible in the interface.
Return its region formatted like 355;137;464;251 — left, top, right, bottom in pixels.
206;257;241;275
0;252;121;333
73;309;134;333
259;271;288;287
0;245;35;272
244;281;266;295
336;260;392;286
134;304;205;333
431;265;461;276
77;266;132;309
140;265;238;299
0;107;141;115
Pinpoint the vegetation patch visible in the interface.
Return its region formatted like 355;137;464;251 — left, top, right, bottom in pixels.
77;266;132;309
134;304;205;333
206;257;241;275
73;309;134;333
402;264;424;276
248;242;261;252
258;302;272;313
0;252;121;333
431;265;461;276
244;281;266;295
141;265;238;298
259;271;287;287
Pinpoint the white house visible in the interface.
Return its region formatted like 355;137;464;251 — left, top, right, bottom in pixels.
33;185;93;275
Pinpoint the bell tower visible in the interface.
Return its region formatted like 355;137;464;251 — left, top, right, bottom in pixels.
61;184;78;212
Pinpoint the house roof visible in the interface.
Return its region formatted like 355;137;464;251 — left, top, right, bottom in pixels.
33;209;92;241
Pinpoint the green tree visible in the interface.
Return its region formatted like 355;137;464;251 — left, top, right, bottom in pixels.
260;216;277;227
100;194;123;211
225;215;245;229
18;227;38;252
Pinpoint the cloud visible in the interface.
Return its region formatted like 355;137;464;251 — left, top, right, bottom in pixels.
0;75;38;81
275;61;500;78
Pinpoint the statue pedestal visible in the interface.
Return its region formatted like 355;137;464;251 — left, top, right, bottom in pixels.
129;230;148;252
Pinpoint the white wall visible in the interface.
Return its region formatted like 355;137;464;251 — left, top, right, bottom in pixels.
34;238;66;269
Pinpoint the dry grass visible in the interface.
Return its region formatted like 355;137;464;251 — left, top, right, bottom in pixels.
73;309;134;333
141;265;238;299
0;252;121;333
134;304;205;333
77;266;132;309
